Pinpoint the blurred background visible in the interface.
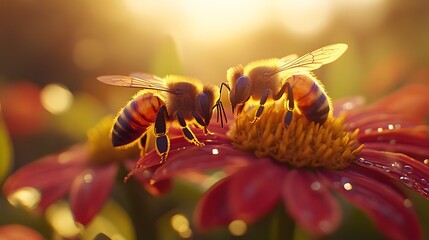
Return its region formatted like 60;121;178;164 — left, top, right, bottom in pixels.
0;0;428;239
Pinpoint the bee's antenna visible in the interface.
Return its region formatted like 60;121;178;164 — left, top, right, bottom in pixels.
213;82;230;128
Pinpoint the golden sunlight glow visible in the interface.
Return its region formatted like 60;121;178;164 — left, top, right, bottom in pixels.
41;83;73;114
46;201;81;238
7;187;41;210
276;0;334;36
335;0;388;31
73;38;105;70
123;0;269;43
228;219;247;236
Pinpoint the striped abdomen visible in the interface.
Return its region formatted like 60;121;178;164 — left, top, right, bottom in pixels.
112;92;164;146
288;73;331;124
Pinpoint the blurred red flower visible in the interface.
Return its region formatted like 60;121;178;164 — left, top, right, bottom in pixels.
2;117;170;226
128;84;429;240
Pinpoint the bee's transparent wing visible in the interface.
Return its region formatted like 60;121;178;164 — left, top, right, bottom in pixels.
280;54;298;62
269;43;348;76
97;73;179;94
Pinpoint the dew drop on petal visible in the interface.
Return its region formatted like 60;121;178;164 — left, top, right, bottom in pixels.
343;182;353;191
212;148;219;155
424;159;429;165
377;127;383;132
399;176;414;188
402;165;413;174
364;129;373;134
356;157;373;168
310;181;321;191
387;124;394;130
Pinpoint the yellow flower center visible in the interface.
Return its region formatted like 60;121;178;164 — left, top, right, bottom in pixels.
228;104;364;169
86;116;140;165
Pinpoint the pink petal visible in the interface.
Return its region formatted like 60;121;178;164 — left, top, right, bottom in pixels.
321;169;422;240
366;84;429;121
228;158;286;224
69;163;118;225
0;224;45;240
357;149;429;200
194;177;234;229
283;170;341;236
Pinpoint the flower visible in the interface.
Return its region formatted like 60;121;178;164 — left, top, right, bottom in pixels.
127;84;429;240
2;116;171;226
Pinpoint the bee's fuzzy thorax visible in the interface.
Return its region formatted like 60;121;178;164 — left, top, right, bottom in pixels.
228;103;364;169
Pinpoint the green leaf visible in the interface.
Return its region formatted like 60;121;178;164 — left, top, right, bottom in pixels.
0;108;13;182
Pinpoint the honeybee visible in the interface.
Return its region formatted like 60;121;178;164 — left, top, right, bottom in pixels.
223;43;348;126
97;73;227;162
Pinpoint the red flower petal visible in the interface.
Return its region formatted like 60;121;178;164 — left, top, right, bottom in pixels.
69;163;118;225
3;148;86;195
124;160;172;196
357;149;429;200
322;169;422;240
0;224;45;240
358;128;429;161
228;158;286;224
366;84;429;121
283;170;341;236
345;112;421;133
152;144;254;182
332;96;365;117
194;177;234;229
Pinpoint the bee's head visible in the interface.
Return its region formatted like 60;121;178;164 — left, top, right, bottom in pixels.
229;75;251;115
195;85;218;129
227;65;250;115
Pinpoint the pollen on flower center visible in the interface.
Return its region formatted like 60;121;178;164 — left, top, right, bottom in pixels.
228;104;364;169
86;116;140;165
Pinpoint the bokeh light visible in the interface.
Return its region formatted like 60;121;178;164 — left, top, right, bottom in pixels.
40;83;73;114
228;219;247;236
7;187;41;210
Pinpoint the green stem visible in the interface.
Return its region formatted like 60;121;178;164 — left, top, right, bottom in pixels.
269;204;295;240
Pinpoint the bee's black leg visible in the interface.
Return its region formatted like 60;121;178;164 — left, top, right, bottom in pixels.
274;82;294;127
251;89;270;123
192;112;212;134
154;105;170;163
178;112;204;147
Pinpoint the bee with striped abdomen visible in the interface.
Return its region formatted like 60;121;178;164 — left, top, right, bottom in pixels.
97;73;227;162
222;43;348;126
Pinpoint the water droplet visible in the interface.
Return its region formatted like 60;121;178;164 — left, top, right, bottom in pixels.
310;181;321;191
424;159;429;165
403;165;413;174
399;176;414;188
364;129;373;134
343;183;353;191
356;157;374;167
377;127;383;132
387;124;394;130
390;162;402;173
212;148;219;155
